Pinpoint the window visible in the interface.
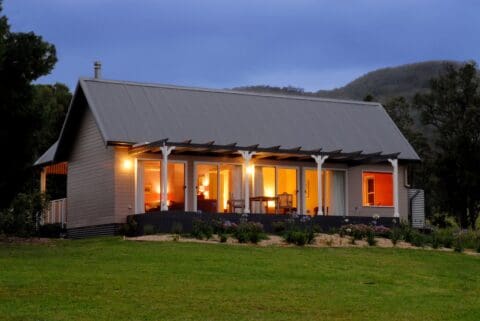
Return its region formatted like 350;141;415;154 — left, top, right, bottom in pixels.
362;172;393;207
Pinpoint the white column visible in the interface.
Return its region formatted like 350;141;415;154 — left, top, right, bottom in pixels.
160;144;175;211
388;158;400;218
40;169;47;193
239;150;256;214
311;155;329;215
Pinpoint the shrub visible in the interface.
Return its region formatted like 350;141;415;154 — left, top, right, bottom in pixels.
119;216;138;236
455;230;480;249
430;231;440;249
366;229;377;246
436;228;455;248
271;221;286;235
143;224;156;235
38;223;65;238
401;225;414;243
233;222;266;244
219;233;228;243
0;192;48;236
410;231;427;247
171;222;183;235
284;230;308;246
389;228;402;246
283;227;315;246
191;220;214;240
453;235;464;253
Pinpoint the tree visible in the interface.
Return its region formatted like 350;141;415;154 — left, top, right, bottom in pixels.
0;0;58;208
414;62;480;228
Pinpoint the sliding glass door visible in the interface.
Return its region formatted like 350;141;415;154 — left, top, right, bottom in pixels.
303;169;346;216
137;160;186;213
195;163;243;213
252;166;298;214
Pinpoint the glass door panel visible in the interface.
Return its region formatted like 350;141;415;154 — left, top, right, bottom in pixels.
219;164;243;213
167;163;185;211
143;161;161;212
196;164;218;213
277;168;298;213
253;166;276;213
304;169;318;216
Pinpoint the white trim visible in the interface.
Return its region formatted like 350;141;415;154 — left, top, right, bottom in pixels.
238;151;256;214
388;158;400;218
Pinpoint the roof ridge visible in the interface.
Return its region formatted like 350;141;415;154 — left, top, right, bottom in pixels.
80;77;382;107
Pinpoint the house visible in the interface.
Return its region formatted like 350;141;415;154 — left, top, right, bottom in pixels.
35;70;421;237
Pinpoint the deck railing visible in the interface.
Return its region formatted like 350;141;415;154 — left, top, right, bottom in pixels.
43;198;67;225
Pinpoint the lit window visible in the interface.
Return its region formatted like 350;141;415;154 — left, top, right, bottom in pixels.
362;172;393;207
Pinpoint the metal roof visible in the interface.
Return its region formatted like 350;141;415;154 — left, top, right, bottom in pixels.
80;78;419;160
35;77;420;166
34;140;58;166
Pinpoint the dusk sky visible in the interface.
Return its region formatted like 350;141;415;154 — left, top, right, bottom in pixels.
4;0;480;91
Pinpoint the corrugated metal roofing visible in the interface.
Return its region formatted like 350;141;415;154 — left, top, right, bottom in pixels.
79;78;419;160
35;77;420;166
34;140;58;166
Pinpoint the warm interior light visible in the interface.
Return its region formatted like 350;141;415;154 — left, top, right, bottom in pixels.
155;184;161;194
122;159;133;170
246;165;254;175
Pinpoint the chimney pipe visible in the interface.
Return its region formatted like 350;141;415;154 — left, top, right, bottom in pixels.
94;61;102;79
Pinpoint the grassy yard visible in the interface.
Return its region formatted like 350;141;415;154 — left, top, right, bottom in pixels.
0;238;479;321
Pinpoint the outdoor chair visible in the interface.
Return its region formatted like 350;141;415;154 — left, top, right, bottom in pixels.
227;199;245;213
276;192;295;214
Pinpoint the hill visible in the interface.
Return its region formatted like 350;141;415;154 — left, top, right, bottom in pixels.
235;60;465;102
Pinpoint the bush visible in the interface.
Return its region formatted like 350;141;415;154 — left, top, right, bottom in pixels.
283;227;315;246
119;216;138;236
366;229;377;246
436;228;455;248
191;220;214;240
219;233;228;243
38;223;65;238
0;192;48;237
284;230;308;246
171;222;183;235
143;224;156;235
389;228;402;246
410;231;427;247
430;231;440;249
453;235;464;253
271;221;286;235
233;222;266;244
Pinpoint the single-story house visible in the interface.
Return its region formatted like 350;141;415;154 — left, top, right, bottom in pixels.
35;70;421;237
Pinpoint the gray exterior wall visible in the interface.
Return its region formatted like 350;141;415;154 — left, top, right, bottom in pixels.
66;108;115;229
347;164;408;220
113;147;135;223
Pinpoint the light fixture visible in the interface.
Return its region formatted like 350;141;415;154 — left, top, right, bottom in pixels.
246;165;254;175
122;159;133;170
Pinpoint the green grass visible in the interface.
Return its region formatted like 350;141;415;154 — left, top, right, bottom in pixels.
1;237;479;321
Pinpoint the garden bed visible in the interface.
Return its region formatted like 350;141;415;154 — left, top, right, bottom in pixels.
126;233;480;255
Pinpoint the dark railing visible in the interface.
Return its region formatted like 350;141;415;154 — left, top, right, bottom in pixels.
128;211;399;235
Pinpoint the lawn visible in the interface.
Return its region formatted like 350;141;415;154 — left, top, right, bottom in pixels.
0;238;479;321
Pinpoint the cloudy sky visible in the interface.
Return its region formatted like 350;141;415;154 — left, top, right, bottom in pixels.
4;0;480;91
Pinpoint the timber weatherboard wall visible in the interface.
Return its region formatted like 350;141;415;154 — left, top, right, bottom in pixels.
114;147;135;224
67;107;115;228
